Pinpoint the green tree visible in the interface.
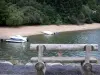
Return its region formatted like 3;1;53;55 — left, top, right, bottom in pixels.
6;4;24;26
0;0;99;26
87;0;97;10
5;0;20;4
0;0;7;25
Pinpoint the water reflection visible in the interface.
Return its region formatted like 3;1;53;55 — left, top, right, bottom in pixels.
0;42;32;64
28;29;100;58
0;29;100;64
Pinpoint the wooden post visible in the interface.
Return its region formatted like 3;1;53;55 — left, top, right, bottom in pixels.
30;44;98;75
85;45;92;63
37;45;44;62
35;45;46;75
35;62;45;75
82;45;93;75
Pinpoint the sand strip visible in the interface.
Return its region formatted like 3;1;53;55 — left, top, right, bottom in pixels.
0;23;100;38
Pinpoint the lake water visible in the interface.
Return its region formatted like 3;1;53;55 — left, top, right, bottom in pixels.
0;29;100;64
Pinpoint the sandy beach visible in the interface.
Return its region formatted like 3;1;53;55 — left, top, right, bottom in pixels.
0;23;100;38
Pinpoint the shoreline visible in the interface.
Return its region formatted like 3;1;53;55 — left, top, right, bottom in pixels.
0;23;100;38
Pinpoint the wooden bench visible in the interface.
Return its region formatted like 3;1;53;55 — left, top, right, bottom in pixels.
30;44;98;75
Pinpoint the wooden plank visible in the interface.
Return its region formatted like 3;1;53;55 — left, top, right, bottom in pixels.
37;45;44;62
85;45;91;63
31;57;97;63
35;62;45;75
36;45;46;75
30;44;98;51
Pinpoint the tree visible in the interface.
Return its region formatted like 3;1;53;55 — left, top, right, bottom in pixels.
0;0;7;25
6;4;24;26
87;0;97;10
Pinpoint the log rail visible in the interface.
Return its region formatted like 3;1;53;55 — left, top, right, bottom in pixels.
30;44;98;75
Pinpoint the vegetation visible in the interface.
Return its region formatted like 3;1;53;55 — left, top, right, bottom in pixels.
0;0;8;25
0;0;100;26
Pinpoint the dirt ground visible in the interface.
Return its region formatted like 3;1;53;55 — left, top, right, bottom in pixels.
0;23;100;38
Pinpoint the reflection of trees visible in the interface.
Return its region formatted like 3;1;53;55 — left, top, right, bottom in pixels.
43;34;55;43
0;30;99;64
0;42;29;62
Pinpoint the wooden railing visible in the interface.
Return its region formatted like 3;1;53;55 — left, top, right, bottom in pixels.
30;44;98;75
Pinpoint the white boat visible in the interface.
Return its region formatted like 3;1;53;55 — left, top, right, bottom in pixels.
42;31;56;35
6;35;27;43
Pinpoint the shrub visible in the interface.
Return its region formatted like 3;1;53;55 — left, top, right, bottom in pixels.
0;0;8;25
16;0;51;25
87;0;97;10
77;12;86;24
91;5;100;23
17;0;58;25
6;4;24;26
17;0;41;9
5;0;20;4
1;0;100;26
42;4;58;24
21;6;48;25
81;5;93;23
67;15;80;25
55;14;63;25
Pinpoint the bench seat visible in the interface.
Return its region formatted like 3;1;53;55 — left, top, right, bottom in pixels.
31;57;97;63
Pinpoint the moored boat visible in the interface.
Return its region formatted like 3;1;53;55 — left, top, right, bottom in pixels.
42;31;56;35
6;35;27;43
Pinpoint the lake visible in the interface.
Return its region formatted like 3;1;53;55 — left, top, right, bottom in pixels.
0;29;100;64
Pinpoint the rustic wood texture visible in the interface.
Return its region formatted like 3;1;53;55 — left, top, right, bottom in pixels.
36;45;45;75
35;62;45;75
31;44;98;75
30;44;98;51
31;57;97;63
85;45;92;64
82;63;93;75
37;45;44;62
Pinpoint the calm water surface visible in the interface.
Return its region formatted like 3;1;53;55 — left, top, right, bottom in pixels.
0;29;100;64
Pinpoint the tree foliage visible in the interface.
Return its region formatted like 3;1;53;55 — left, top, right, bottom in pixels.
0;0;100;26
0;0;8;25
6;4;24;26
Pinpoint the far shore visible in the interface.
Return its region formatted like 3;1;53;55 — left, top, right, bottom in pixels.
0;23;100;38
